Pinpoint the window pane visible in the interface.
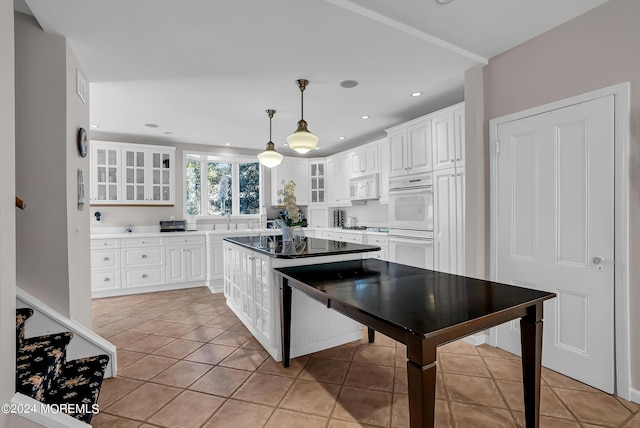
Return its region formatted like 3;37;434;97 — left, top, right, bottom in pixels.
239;162;260;214
208;162;232;215
185;158;201;215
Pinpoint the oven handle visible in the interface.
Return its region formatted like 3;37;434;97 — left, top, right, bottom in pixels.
388;186;432;195
389;235;434;245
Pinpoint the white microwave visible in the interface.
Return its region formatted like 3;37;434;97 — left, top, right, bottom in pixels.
349;173;379;201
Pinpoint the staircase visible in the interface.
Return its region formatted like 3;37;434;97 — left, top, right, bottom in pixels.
15;307;109;424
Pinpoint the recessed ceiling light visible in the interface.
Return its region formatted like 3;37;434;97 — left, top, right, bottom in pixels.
224;142;230;146
361;115;370;120
164;131;173;135
436;0;453;4
315;146;320;150
339;136;346;140
90;124;99;129
340;80;359;88
283;143;288;146
145;123;159;128
411;92;423;97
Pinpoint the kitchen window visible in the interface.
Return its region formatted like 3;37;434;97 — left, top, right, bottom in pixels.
185;153;260;217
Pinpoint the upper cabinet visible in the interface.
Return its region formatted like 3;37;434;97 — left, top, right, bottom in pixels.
270;158;309;206
432;103;465;171
91;143;122;204
387;117;432;177
326;153;351;207
122;145;175;204
90;141;176;206
349;142;378;178
376;137;391;204
308;160;326;205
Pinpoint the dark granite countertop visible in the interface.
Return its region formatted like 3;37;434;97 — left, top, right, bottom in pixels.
223;235;381;259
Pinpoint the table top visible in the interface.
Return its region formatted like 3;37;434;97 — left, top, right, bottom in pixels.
275;259;555;337
224;236;380;259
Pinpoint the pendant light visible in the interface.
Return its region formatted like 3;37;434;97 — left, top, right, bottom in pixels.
257;109;284;168
286;79;319;154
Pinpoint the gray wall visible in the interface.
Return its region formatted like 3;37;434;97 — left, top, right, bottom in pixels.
479;0;640;392
0;0;16;425
15;12;92;327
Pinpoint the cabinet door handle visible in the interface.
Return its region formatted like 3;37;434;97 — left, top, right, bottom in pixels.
142;254;148;258
103;256;110;261
142;274;148;278
103;277;110;282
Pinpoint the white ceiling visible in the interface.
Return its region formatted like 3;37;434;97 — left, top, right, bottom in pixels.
20;0;609;156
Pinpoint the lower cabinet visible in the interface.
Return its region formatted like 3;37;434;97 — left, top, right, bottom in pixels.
166;235;206;284
366;235;389;261
223;240;364;361
90;233;207;297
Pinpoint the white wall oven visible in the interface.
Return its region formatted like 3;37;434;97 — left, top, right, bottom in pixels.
388;174;434;270
388;174;433;231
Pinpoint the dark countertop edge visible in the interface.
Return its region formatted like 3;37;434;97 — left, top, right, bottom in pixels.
223;236;381;259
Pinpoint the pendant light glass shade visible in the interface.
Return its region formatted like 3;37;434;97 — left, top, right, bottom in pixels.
287;79;318;154
257;109;283;168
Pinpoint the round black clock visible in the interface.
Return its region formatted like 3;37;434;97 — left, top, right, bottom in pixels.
77;127;88;158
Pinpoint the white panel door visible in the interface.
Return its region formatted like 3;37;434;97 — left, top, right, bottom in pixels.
433;168;457;274
166;245;186;283
495;95;615;392
186;245;206;282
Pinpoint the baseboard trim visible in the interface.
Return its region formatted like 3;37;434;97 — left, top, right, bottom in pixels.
629;386;640;405
462;331;488;346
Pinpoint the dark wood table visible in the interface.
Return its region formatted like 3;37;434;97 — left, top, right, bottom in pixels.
275;259;555;428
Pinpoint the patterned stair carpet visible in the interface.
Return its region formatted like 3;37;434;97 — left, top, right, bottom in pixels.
15;307;109;424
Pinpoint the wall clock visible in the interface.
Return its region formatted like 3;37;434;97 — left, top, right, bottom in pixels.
77;127;88;158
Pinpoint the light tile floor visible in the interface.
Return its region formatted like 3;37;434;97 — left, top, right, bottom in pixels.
90;287;639;427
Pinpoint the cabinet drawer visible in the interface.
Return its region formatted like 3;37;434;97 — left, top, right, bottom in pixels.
121;237;164;248
367;235;388;246
165;235;205;245
91;271;119;291
91;239;120;250
122;267;164;287
91;249;119;270
122;247;164;267
324;231;364;244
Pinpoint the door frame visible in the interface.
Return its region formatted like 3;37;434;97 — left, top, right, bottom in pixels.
488;82;631;399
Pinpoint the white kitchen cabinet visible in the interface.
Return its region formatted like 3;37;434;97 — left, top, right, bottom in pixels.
323;230;364;244
377;137;391;204
433;167;465;275
387;117;432;177
122;145;175;205
90;143;122;204
308;160;326;205
90;239;120;292
326;154;351;207
271;158;309;206
206;234;225;293
366;234;388;261
165;235;206;284
120;237;165;288
432;103;465;171
307;207;328;228
349;142;378;177
90;141;175;206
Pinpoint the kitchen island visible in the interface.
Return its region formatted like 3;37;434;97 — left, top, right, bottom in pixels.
223;235;380;361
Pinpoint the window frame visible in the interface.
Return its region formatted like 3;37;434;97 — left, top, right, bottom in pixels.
184;152;263;219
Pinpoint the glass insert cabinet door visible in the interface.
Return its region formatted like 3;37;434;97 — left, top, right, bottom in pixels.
309;161;326;204
150;151;172;202
123;148;147;203
92;144;121;203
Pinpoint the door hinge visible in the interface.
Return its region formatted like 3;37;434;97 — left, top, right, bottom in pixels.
495;140;500;155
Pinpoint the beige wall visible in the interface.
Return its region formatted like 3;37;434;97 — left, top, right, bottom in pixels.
479;0;640;393
15;12;92;327
0;0;16;426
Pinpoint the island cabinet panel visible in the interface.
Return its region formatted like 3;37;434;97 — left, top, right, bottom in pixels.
223;239;370;361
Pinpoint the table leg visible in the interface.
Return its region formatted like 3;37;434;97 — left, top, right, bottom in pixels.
280;277;292;368
367;327;375;343
405;336;437;428
520;302;543;428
